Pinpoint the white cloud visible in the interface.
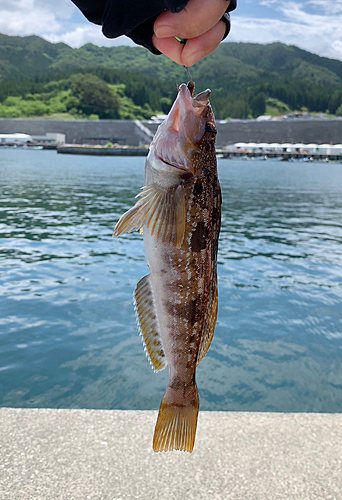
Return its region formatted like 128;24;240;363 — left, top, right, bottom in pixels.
230;1;342;61
34;0;75;19
0;0;73;16
259;0;281;6
45;25;135;49
307;0;342;15
332;40;342;60
0;0;62;36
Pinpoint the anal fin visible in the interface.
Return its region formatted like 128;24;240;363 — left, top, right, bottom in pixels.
134;275;166;372
197;279;218;365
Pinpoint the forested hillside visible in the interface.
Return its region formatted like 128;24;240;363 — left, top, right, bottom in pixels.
1;33;342;120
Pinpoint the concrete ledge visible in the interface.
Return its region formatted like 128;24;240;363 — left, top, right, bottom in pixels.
0;409;341;499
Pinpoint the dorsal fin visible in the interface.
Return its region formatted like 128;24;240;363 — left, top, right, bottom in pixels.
113;183;186;248
197;279;218;365
134;275;166;372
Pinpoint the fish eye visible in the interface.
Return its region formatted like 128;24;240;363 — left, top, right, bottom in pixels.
205;122;217;134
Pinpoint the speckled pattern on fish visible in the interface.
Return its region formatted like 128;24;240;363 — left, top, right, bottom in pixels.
114;82;221;452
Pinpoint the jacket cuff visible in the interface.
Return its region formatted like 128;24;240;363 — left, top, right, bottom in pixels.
221;0;237;40
126;15;162;55
221;13;231;40
227;0;237;13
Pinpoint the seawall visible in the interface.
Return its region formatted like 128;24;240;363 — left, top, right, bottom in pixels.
1;118;342;148
1;408;341;500
0;119;150;147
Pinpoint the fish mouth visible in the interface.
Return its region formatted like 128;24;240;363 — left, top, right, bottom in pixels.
151;82;215;175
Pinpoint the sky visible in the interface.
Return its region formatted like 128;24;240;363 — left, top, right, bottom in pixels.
0;0;342;61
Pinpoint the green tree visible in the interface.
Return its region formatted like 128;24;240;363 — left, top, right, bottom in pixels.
70;74;120;118
250;92;266;117
160;97;172;114
327;90;342;114
223;99;251;119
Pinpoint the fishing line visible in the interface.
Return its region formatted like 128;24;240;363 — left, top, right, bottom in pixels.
184;66;192;82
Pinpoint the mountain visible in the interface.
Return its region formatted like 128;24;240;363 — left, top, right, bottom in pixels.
1;33;342;86
0;33;72;81
0;33;342;119
221;42;342;82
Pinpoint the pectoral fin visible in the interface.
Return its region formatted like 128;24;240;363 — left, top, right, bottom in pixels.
114;183;186;248
134;275;166;373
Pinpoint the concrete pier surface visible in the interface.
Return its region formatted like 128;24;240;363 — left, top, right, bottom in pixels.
0;409;341;500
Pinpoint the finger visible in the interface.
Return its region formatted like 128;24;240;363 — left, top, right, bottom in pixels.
181;20;226;66
152;35;184;65
154;0;229;39
153;20;226;67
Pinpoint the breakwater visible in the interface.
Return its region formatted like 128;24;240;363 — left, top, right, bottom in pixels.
1;117;342;148
0;118;150;146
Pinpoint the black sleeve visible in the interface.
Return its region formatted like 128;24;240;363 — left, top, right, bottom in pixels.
72;0;237;54
221;0;237;41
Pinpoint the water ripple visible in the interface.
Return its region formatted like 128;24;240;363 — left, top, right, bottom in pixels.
0;150;342;411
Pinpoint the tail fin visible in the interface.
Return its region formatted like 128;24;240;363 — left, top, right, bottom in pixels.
153;382;199;453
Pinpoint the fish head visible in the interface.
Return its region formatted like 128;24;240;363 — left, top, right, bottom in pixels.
148;82;216;182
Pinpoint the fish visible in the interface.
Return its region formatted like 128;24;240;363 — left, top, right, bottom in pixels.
114;81;221;452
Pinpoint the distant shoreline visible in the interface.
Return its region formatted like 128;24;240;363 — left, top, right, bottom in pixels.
57;145;342;161
1;143;341;161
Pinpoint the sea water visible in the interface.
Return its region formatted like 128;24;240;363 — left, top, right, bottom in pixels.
0;149;342;412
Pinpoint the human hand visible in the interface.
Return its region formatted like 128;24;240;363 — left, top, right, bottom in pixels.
153;0;231;67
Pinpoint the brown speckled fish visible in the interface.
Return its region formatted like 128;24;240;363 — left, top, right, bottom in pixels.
114;82;221;452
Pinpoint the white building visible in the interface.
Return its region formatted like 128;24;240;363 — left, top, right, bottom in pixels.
230;142;342;154
30;133;65;145
0;133;32;144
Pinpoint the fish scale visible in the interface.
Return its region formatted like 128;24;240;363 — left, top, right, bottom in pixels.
114;81;221;452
